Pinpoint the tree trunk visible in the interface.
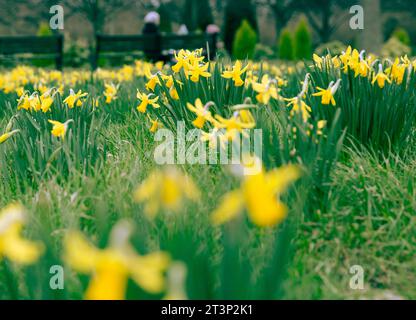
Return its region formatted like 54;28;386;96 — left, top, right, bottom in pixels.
357;0;383;54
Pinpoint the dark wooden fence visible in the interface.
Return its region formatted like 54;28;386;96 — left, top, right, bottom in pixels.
0;35;63;70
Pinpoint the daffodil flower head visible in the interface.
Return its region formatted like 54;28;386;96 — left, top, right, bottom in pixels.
372;64;392;88
64;220;171;300
0;203;44;265
134;167;200;218
103;82;119;104
252;75;279;104
211;164;301;227
222;60;249;87
48;119;73;140
186;99;214;129
136;91;160;113
312;79;341;106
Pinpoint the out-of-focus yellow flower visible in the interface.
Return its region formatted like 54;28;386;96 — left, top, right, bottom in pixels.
0;204;43;264
211;110;256;140
186;99;214;129
134;167;200;218
222;61;249;87
312;79;341;106
284;97;312;123
0;129;20;145
136;91;160;113
63;89;88;108
64;220;170;300
48;119;73;139
316;120;327;136
212;164;301;227
103;83;119;104
252;74;279;104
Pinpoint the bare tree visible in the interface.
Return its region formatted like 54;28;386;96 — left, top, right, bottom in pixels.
357;0;382;53
255;0;297;40
64;0;138;35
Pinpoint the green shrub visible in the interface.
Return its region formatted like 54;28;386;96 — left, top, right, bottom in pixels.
224;0;257;53
278;29;294;61
232;20;258;60
294;18;312;60
392;27;411;46
37;21;53;36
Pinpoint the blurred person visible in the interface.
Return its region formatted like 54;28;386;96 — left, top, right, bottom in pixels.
142;11;161;61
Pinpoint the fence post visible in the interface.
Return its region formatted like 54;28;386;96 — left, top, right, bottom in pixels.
56;34;64;70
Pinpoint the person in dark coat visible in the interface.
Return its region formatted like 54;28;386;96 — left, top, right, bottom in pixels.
142;12;161;61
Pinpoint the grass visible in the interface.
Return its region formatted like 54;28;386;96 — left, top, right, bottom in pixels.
0;49;415;300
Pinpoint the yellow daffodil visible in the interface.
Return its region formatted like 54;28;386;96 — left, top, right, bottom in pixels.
39;89;56;113
252;74;279;104
144;66;162;91
63;89;88;108
222;60;249;87
64;220;170;300
283;74;311;122
17;93;32;111
136;91;160;113
134;167;200;218
148;116;163;133
189;61;211;82
316;120;327;136
212;110;256;140
103;83;119;104
0;129;20;145
172;49;204;74
48;119;73;139
312;79;341;106
0;204;43;264
186;99;214;129
212;164;301;227
284;97;312;123
372;64;391;88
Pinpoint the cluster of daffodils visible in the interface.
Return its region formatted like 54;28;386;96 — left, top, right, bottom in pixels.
313;46;416;88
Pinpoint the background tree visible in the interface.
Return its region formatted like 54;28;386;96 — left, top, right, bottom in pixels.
182;0;213;32
357;0;382;53
232;20;258;59
278;28;294;60
254;0;298;41
296;0;356;43
224;0;257;53
294;18;312;60
64;0;137;35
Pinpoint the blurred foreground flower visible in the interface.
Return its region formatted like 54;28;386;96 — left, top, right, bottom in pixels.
103;83;119;104
64;220;170;300
0;204;43;265
134;167;200;218
212;164;301;227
